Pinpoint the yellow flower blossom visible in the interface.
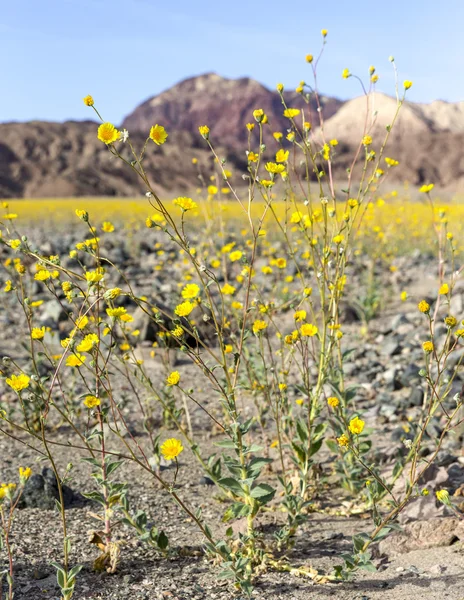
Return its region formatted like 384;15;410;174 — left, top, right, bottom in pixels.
6;373;30;392
348;416;365;435
83;395;100;408
160;438;183;460
300;323;318;337
174;301;194;317
149;124;168;145
97;123;120;145
283;108;300;118
31;327;46;340
173;197;198;211
181;283;200;299
198;125;210;139
221;283;236;296
102;221;115;232
252;320;267;335
66;354;86;367
166;371;180;386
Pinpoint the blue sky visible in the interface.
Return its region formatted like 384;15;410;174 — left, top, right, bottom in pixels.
2;0;463;124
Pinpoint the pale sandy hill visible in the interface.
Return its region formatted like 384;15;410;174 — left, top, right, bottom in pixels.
417;99;464;132
317;93;430;146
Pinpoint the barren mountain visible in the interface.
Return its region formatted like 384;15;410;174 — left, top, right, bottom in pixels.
317;92;464;146
0;121;212;198
122;73;343;150
0;74;463;198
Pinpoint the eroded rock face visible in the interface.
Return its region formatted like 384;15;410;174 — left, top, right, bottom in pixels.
379;518;464;556
122;73;342;152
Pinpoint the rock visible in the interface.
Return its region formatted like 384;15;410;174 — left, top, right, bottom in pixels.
381;339;402;357
391;314;410;330
383;367;403;391
343;362;357;377
450;293;463;315
199;476;215;486
436;451;458;467
39;300;67;328
340;303;360;324
447;463;464;488
408;387;424;407
393;464;454;522
429;564;447;575
18;467;74;510
379;518;464;556
397;363;421;388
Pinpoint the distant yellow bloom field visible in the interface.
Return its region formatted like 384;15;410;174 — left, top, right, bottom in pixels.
2;196;464;256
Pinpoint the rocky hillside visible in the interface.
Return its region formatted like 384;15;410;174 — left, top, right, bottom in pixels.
1;74;463;198
122;73;343;150
0;122;211;198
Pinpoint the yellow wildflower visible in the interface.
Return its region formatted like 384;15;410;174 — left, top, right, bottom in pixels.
160;438;183;460
102;221;115;232
149;124;168;145
418;300;430;314
6;373;30;392
83;395;100;408
173;197;197;211
198;125;210;139
97;123;120;145
31;327;46;340
181;283;200;299
283;108;300;118
174;301;194;317
66;354;86;367
348;416;365;435
221;283;236;296
252;320;267;335
300;323;318;337
166;371;180;386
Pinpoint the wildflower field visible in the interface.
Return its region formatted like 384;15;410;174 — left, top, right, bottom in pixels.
1;37;464;600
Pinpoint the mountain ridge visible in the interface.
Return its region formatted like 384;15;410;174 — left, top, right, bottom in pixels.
1;73;463;198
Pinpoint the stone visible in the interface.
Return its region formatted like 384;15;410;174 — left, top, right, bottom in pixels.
39;300;67;328
391;314;410;330
18;467;74;510
199;476;215;486
381;339;402;357
379;518;464;556
408;387;424;407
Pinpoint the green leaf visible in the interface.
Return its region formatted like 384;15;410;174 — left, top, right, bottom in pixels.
68;565;83;579
222;502;251;521
296;419;309;443
218;477;245;497
82;491;106;505
157;531;169;550
326;439;338;453
353;533;370;552
106;460;124;477
247;457;272;478
215;440;236;449
392;460;403;479
250;483;275;504
243;443;263;455
56;568;66;589
309;438;323;457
